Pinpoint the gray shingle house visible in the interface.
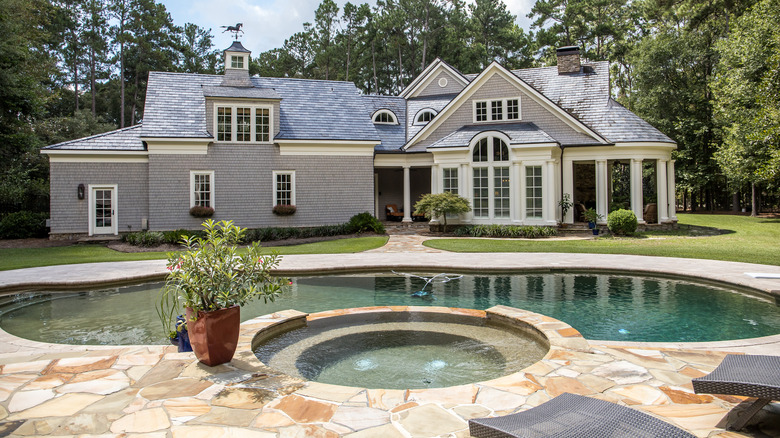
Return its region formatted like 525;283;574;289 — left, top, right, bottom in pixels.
42;43;676;237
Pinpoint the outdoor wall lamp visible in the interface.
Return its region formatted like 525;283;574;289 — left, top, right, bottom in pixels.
77;184;85;200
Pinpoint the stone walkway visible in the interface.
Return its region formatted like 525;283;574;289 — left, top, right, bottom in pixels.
1;230;780;436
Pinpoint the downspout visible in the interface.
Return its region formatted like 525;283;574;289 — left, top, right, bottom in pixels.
559;144;565;224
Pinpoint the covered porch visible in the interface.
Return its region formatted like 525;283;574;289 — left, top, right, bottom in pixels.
374;153;433;222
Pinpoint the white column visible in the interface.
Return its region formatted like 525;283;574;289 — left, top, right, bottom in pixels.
595;160;608;224
657;160;669;223
461;163;472;222
519;165;527;222
562;159;574;223
630;158;645;224
430;164;439;194
545;160;557;225
667;160;677;221
511;162;521;223
402;166;412;223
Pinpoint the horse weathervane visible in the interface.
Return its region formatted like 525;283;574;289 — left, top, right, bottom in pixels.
221;23;244;40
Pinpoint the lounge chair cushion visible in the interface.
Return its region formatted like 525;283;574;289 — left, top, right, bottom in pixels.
692;354;780;401
468;393;694;438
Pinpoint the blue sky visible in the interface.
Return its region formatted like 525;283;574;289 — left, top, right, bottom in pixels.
160;0;535;55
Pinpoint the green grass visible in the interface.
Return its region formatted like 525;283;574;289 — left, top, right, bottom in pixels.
0;236;389;271
424;214;780;266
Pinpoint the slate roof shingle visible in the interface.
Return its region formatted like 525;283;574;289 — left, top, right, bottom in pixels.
42;125;145;151
427;123;556;149
202;86;281;100
361;95;406;151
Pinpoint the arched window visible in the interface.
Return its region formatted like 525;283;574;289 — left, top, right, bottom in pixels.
372;109;398;125
414;109;437;125
471;134;511;220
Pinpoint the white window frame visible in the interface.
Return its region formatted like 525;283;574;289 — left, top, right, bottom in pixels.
413;108;437;125
272;171;296;206
190;170;215;208
372;109;399;125
525;165;544;219
214;104;274;144
442;167;459;194
470;133;512;221
473;97;522;123
88;184;118;236
226;52;248;69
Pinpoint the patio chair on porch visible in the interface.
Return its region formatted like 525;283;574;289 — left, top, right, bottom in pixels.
385;204;404;222
468;393;694;438
692;354;780;431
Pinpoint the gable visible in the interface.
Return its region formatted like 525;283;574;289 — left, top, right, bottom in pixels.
406;68;604;152
416;70;466;97
400;59;469;99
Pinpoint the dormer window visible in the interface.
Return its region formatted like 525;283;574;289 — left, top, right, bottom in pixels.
215;104;273;143
372;109;398;125
474;98;521;123
414;109;437;125
230;55;244;69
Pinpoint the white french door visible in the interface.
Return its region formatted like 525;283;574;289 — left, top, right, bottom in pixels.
89;185;117;235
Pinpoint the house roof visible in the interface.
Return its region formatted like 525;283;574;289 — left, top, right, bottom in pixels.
42;125;145;151
406;94;457;140
427;123;556;149
202;86;281;100
362;95;406;151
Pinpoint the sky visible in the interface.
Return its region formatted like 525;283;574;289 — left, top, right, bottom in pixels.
159;0;537;55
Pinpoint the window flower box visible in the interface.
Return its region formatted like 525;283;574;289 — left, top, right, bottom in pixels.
190;206;214;217
273;204;296;216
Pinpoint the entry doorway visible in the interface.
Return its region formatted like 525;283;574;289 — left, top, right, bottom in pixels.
89;185;117;235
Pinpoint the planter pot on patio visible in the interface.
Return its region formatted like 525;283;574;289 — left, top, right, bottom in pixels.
592;229;600;236
588;221;596;229
185;306;240;366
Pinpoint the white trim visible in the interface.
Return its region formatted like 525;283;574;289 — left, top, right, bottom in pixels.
438;77;448;88
42;149;148;156
472;97;522;123
48;155;149;163
190;170;215;209
399;59;470;98
213;104;274;144
374;153;434;168
272;170;296;207
88;184;118;236
405;62;607;150
140;137;212;143
147;142;209;155
413;108;438;125
276;139;379;145
277;142;377;156
371;109;399;125
614;141;677;149
225;52;249;70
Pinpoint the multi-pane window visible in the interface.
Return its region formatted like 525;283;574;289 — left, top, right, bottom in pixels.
473;168;489;218
373;110;397;124
191;171;214;208
416;109;435;124
217;107;232;141
216;105;272;143
494;167;510;218
475;101;487;122
491;100;503;121
236;107;251;141
473;138;489;162
230;55;244;69
256;108;270;142
474;98;521;123
493;137;508;161
442;168;459;194
506;99;519;120
526;166;543;218
274;171;295;206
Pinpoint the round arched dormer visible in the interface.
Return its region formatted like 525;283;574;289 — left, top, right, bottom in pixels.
414;108;437;125
372;109;398;125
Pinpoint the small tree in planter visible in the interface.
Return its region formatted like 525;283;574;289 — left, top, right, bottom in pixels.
414;192;471;232
582;208;603;229
158;219;289;366
558;193;573;225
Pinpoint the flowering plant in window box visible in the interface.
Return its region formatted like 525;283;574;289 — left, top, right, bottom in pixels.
272;204;296;216
189;206;214;217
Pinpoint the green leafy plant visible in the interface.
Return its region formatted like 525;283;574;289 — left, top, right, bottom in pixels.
414;192;471;231
0;211;49;239
453;225;557;238
272;204;297;216
189;206;214;217
558;193;573;221
346;212;385;234
158;219;289;338
582;208;603;225
607;209;638;235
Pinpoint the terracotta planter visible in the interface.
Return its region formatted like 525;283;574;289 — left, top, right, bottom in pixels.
185;306;241;366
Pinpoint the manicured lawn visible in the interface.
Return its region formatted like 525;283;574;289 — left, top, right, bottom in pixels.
424;214;780;266
0;236;389;271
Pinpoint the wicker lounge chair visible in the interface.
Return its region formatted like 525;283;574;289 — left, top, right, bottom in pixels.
692;354;780;431
468;393;694;438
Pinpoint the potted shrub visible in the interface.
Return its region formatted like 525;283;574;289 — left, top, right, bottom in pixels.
189;206;214;218
272;204;296;216
558;194;573;226
582;208;603;229
158;219;289;366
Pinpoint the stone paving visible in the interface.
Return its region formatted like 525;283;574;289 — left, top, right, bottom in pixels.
1;230;780;436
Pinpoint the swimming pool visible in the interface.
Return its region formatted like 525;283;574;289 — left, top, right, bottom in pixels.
1;272;778;345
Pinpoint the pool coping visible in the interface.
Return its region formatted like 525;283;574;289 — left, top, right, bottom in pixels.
0;252;780;354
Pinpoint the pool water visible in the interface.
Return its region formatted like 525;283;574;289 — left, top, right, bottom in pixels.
1;272;778;344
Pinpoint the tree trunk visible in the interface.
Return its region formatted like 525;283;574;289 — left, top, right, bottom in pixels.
398;46;403;91
751;182;758;217
732;192;739;212
345;36;351;81
691;190;697;212
90;47;96;116
119;21;125;128
131;72;139;125
372;39;378;93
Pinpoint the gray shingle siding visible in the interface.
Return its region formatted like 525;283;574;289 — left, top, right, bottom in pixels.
409;73;598;151
147;145;373;231
417;71;466;97
49;162;149;234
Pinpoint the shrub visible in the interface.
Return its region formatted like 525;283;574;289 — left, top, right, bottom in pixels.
272;204;297;216
607;209;638;235
0;211;49;239
189;206;214;217
414;192;471;231
163;229;199;245
122;231;165;247
452;224;557;238
347;212;385;234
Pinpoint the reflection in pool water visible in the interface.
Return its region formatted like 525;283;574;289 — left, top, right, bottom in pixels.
1;272;778;344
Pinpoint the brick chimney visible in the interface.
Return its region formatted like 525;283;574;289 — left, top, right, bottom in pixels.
222;41;253;87
556;46;581;75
